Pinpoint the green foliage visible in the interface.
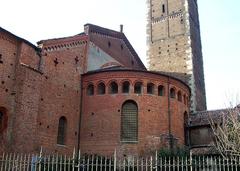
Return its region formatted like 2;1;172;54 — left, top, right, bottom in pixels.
158;146;190;157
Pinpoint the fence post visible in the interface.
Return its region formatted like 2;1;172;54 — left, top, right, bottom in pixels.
190;151;192;171
114;149;117;171
38;147;43;171
155;150;158;171
72;148;76;171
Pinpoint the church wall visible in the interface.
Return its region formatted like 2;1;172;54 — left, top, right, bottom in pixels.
0;31;42;153
35;37;88;155
80;70;190;156
0;32;19;153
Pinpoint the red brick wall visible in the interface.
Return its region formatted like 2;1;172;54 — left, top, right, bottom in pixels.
0;32;19;153
80;70;190;156
36;37;88;155
0;32;42;153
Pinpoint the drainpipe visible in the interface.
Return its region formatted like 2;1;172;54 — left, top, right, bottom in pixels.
167;77;173;151
77;75;83;157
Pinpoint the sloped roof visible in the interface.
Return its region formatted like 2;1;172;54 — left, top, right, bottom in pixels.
0;27;40;51
189;109;229;127
84;23;146;70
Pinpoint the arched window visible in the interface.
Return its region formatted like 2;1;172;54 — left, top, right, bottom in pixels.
158;85;165;96
97;82;105;95
170;88;176;99
183;94;186;105
184;112;189;146
109;81;118;94
0;107;7;133
87;84;94;96
121;100;138;142
57;116;67;145
0;111;3;131
177;91;182;102
147;83;155;94
134;82;142;94
122;81;130;93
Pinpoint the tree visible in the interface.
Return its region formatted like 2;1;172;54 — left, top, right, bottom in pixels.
209;105;240;158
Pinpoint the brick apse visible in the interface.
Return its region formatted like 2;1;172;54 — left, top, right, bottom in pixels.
0;24;191;156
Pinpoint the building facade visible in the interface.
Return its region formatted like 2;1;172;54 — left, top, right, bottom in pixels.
0;24;190;156
147;0;206;112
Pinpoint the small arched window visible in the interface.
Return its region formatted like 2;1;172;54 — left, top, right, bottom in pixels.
0;107;7;133
87;84;94;96
177;91;182;102
122;81;130;93
0;111;3;131
121;100;138;142
170;88;176;99
158;85;165;96
134;82;143;94
109;81;118;94
57;116;67;145
183;94;186;105
97;82;105;95
147;83;155;94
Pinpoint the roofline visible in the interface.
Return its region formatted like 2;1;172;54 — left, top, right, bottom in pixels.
82;69;190;91
0;27;40;52
190;108;229;115
37;33;88;45
85;23;146;70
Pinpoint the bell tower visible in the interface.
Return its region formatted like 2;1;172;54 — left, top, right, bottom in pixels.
147;0;206;112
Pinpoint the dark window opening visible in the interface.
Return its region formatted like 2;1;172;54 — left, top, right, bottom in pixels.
184;112;189;145
170;88;176;98
108;41;111;47
87;84;94;96
121;44;124;50
57;116;67;145
134;82;142;94
178;91;182;102
183;95;187;105
109;82;118;94
158;85;165;96
121;100;138;142
0;111;3;131
97;83;105;95
122;81;130;93
147;83;154;94
0;54;3;64
162;4;165;13
131;60;134;66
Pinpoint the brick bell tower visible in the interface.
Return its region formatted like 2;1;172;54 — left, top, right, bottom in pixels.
147;0;206;112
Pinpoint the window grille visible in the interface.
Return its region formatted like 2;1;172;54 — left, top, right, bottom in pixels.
121;101;138;142
57;117;67;145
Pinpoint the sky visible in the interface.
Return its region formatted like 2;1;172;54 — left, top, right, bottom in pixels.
1;0;239;110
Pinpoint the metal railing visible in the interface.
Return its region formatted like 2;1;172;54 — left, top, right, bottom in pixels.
1;150;240;171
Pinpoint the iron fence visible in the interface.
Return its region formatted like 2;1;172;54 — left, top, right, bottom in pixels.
1;150;240;171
